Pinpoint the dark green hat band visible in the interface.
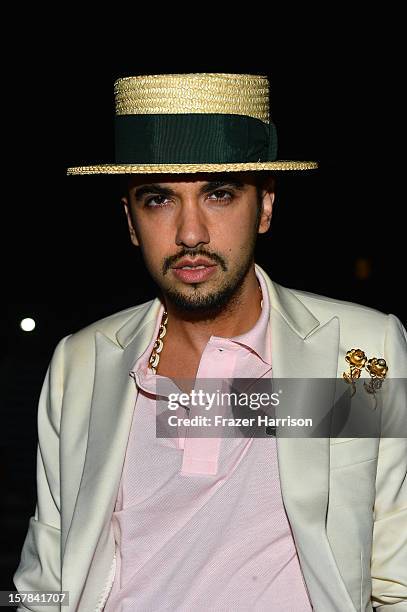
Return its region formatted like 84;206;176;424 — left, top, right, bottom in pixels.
115;113;278;165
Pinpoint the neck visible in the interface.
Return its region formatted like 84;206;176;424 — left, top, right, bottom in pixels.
162;266;262;356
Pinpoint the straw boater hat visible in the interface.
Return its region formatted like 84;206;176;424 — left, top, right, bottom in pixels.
66;73;318;175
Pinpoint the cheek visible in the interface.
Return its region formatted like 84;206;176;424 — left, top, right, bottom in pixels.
137;224;172;265
214;211;256;248
137;219;168;247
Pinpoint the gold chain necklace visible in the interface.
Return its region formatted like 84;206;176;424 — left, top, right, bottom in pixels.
148;310;168;374
148;283;263;375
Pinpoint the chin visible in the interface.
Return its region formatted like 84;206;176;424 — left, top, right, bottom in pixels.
164;282;241;313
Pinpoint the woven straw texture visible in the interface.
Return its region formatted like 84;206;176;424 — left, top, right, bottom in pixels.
114;73;271;122
67;161;318;175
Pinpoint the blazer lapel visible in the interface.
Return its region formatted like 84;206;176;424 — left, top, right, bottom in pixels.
260;266;357;611
62;298;162;610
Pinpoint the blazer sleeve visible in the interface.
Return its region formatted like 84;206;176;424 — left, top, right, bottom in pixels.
13;335;70;612
371;314;407;610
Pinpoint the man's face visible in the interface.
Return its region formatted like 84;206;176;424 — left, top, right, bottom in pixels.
122;172;274;313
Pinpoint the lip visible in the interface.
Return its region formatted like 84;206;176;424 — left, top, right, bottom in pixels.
171;258;218;284
172;257;216;269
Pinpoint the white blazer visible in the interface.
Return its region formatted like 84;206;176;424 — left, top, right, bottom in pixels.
14;264;407;611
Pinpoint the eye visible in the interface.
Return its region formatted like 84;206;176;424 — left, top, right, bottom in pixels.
144;195;170;207
208;190;233;202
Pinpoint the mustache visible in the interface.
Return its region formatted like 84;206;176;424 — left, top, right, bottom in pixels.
162;249;227;275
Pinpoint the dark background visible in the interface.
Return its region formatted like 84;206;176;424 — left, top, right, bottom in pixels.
1;19;404;593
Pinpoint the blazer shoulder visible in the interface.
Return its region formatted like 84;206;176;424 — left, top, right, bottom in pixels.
63;299;154;352
274;283;407;373
288;285;390;329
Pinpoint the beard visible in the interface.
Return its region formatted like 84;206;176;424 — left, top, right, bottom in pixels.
163;253;254;316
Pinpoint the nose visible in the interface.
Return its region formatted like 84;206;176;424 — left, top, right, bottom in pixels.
175;198;210;249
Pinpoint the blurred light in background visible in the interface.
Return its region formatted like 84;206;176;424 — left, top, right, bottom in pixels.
355;257;372;280
20;318;36;332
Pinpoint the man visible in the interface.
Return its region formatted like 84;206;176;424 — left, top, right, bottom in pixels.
14;73;407;611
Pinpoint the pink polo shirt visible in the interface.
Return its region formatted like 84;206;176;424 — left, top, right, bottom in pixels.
104;268;312;611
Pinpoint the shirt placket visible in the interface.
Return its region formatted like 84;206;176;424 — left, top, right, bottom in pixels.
180;338;240;476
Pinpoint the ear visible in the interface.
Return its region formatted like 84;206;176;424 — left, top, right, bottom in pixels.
257;179;275;234
121;196;140;247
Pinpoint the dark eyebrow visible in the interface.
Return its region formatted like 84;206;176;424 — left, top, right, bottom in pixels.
133;178;245;201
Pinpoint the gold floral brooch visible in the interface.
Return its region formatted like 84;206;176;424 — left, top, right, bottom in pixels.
343;348;388;399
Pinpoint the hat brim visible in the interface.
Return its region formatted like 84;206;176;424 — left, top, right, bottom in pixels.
66;160;318;175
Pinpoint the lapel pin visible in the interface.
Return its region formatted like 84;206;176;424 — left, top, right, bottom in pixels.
343;348;367;396
364;358;388;406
